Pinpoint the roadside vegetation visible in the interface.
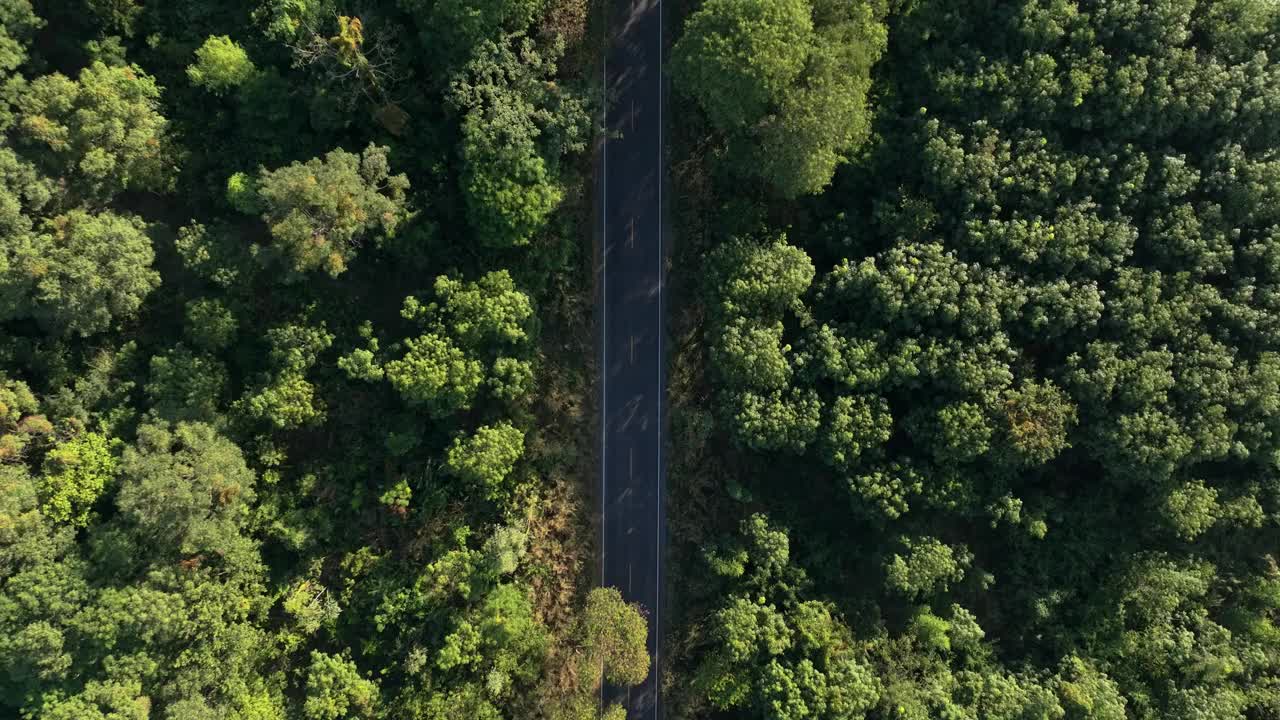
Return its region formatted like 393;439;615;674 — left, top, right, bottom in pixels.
669;0;1280;718
0;1;647;718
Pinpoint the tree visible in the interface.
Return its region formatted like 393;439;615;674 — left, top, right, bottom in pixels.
424;0;545;63
14;62;174;201
432;270;535;347
444;422;525;501
38;430;116;527
385;333;484;416
692;515;880;719
2;210;159;336
145;347;227;423
885;537;970;600
706;235;814;320
187;36;257;94
38;680;150;720
670;0;812;131
240;144;409;277
115;422;256;559
85;0;142;36
582;587;650;686
450;36;589;247
304;652;378;720
0;0;42;76
672;0;886;195
184;298;238;352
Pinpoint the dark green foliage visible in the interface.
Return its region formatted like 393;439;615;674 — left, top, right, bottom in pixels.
691;515;881;719
0;1;604;719
450;35;590;246
239;144;409;278
1;209;159;337
672;0;887;196
674;0;1280;718
13;61;174;201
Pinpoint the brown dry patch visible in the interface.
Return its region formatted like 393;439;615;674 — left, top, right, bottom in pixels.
540;0;589;48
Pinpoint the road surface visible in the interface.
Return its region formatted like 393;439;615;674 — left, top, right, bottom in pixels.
599;0;665;716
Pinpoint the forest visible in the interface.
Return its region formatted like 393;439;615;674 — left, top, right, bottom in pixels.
667;0;1280;719
0;0;651;719
7;0;1280;719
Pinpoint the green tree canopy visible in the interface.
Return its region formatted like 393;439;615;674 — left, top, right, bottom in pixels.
240;144;409;277
14;61;174;201
187;36;257;94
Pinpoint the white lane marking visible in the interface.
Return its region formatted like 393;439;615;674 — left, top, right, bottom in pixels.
655;0;664;715
599;8;608;714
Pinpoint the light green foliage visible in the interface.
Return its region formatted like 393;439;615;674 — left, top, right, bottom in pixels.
254;0;337;40
1000;381;1076;465
304;652;379;720
225;172;259;214
242;372;325;428
173;223;243;288
885;537;970;599
474;583;548;694
187;36;257;94
682;4;1280;719
582;587;650;686
481;523;527;575
0;2;586;719
707;235;814;319
38;431;116;527
752;0;886;196
338;349;383;382
15;62;174;200
0;148;54;242
284;583;341;647
39;680;150;720
379;478;411;511
932;401;993;463
426;0;545;61
386;333;484;416
1162;479;1219;541
704;236;822;452
240;322;333;429
2;210;158;336
1056;656;1126;720
488;357;535;402
444;422;525;500
819;394;892;469
246;144;409;277
434;270;535;347
908;607;951;653
0;376;42;464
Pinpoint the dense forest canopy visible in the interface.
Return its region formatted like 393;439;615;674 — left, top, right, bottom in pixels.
0;1;649;719
8;0;1280;718
671;0;1280;719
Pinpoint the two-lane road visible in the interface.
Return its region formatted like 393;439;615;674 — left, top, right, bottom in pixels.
599;0;665;716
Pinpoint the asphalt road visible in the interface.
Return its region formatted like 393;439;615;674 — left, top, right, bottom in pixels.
598;0;665;716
